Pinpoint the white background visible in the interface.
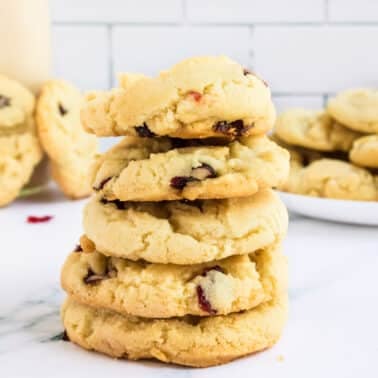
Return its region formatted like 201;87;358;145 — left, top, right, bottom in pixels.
50;0;378;114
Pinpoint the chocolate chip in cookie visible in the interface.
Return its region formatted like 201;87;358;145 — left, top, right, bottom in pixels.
58;103;68;116
213;120;253;137
0;94;11;108
135;124;156;138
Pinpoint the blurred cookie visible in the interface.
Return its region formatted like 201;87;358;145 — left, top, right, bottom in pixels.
81;56;275;139
91;135;289;202
350;135;378;168
327;89;378;133
281;157;377;201
0;118;43;207
61;244;285;318
0;75;35;129
36;80;98;199
274;109;360;151
83;190;288;264
61;255;287;367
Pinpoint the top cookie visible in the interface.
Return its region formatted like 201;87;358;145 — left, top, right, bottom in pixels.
0;75;35;129
327;89;378;133
36;80;98;199
274;109;361;152
81;56;275;139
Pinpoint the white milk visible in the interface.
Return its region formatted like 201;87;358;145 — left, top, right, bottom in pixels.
0;0;51;93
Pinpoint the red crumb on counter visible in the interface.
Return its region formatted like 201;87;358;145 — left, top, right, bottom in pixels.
26;215;53;223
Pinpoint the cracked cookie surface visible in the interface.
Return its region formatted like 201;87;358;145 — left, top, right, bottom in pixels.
81;56;275;139
61;252;287;368
349;135;378;168
274;109;361;152
327;89;378;133
61;244;285;318
91;135;289;201
36;80;98;199
83;190;287;264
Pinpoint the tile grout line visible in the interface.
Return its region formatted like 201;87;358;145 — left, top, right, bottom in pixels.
107;24;114;89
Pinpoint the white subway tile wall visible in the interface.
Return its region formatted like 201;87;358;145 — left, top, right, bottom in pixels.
51;0;378;111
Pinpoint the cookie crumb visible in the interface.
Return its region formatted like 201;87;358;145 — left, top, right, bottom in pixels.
277;354;284;362
27;215;53;223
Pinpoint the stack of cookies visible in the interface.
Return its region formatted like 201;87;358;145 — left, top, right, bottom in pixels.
274;89;378;201
0;75;43;207
61;56;290;367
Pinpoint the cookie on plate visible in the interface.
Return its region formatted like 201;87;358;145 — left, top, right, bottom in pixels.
81;56;275;139
36;80;98;199
0;74;35;129
327;89;378;133
83;190;287;264
62;243;285;318
0;118;43;207
61;251;287;368
281;157;377;201
349;135;378;168
274;109;361;152
91;135;290;202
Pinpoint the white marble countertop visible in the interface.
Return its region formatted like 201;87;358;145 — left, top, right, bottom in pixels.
1;186;377;378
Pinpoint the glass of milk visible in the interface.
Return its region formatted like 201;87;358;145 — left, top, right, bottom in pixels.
0;0;51;193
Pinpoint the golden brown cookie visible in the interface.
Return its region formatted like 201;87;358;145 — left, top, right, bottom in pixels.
36;80;98;199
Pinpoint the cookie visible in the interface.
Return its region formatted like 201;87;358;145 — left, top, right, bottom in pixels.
81;56;275;139
61;256;287;368
280;156;378;201
91;135;290;202
62;243;285;318
274;109;361;151
327;89;378;133
83;190;287;264
349;135;378;168
0;118;43;207
36;80;98;199
0;74;35;129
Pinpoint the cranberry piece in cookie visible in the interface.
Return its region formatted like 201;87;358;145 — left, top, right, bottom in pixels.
213;120;253;137
196;285;217;314
135;124;156;138
0;94;11;108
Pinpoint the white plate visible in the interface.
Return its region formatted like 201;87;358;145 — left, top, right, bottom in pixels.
277;191;378;226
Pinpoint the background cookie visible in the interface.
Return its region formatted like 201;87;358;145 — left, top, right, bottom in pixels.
0;118;43;207
349;135;378;168
283;158;377;201
274;109;361;151
91;135;290;202
81;56;275;139
0;74;35;129
61;244;284;318
36;80;98;199
83;190;287;264
327;89;378;133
